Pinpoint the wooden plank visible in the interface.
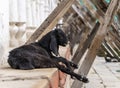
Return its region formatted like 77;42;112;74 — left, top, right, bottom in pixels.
83;0;120;45
72;22;100;64
26;0;76;44
72;4;93;29
112;42;120;52
111;25;120;42
71;0;119;88
79;0;120;56
104;40;119;59
83;0;120;30
109;31;120;49
81;0;104;23
74;1;97;25
102;42;114;57
63;12;74;25
105;31;120;51
106;41;120;58
90;0;106;14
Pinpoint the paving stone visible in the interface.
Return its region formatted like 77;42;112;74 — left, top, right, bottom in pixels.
83;57;120;88
0;66;59;88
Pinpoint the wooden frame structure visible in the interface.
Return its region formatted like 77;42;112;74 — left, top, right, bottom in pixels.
25;0;120;88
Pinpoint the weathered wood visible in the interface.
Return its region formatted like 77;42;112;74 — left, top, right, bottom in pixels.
106;31;120;51
81;0;120;58
101;42;114;57
91;0;107;13
83;0;120;30
72;22;100;64
26;0;76;44
63;12;74;25
72;4;93;29
111;25;120;42
109;30;120;49
77;0;103;23
71;0;119;88
104;40;119;59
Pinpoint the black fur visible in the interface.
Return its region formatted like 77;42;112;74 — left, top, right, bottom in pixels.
8;28;88;83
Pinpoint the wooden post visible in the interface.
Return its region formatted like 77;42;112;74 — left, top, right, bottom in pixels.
26;0;76;44
72;22;100;64
71;0;119;88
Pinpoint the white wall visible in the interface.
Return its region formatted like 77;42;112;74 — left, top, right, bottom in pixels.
0;0;58;66
0;0;9;65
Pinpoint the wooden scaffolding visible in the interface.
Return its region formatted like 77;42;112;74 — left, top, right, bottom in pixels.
26;0;120;88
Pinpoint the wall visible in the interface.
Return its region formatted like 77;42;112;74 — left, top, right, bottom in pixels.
0;0;9;65
0;0;58;66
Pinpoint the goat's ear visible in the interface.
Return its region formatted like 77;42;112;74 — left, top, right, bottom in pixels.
50;35;58;56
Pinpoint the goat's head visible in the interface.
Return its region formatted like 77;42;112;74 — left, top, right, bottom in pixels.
55;29;68;46
38;28;68;56
50;29;68;56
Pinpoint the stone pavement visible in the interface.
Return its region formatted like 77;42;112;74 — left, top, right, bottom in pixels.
0;66;59;88
83;56;120;88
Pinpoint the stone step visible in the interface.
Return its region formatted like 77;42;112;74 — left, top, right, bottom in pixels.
0;66;59;88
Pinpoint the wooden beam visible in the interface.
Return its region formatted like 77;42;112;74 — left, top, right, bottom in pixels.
72;4;93;29
104;40;119;59
90;0;106;14
26;0;76;44
109;29;120;42
101;42;114;57
109;31;120;49
71;0;119;88
72;22;100;64
81;0;104;23
83;0;120;29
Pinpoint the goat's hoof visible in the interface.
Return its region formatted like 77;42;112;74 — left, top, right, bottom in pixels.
76;75;89;83
81;77;89;83
71;75;76;79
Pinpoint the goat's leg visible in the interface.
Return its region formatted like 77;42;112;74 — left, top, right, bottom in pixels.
54;57;72;71
52;56;75;78
53;56;78;69
53;57;79;78
60;57;78;69
55;63;89;83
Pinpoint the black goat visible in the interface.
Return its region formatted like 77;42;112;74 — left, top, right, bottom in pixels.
8;28;88;83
